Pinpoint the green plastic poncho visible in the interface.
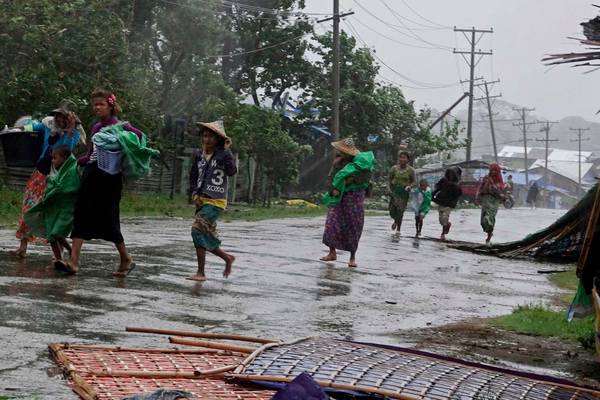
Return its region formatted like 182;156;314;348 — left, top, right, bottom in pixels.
24;155;80;241
322;151;375;207
92;122;160;180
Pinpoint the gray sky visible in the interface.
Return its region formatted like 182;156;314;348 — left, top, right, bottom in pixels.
305;0;598;121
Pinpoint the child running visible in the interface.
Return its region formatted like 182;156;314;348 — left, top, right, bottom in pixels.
432;166;462;241
24;146;80;267
412;179;432;237
388;150;416;234
188;121;237;281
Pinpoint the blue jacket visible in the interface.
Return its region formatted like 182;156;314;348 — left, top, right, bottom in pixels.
189;148;237;200
31;120;81;160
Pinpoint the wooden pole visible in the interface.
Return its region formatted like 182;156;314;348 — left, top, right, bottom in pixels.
126;326;276;344
87;364;237;379
168;336;256;354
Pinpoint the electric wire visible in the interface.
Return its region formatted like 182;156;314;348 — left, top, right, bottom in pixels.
352;0;452;50
397;0;452;29
344;20;460;89
379;0;454;51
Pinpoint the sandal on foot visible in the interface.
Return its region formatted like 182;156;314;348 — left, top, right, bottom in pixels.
113;262;136;277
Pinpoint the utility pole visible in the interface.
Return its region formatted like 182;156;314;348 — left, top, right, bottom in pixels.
318;5;354;141
474;79;501;162
332;0;340;140
512;107;536;185
570;127;591;200
454;27;493;162
535;121;559;183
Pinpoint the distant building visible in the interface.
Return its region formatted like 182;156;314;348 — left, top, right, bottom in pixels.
496;145;593;170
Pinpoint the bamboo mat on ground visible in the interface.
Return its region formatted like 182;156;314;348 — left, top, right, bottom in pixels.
230;337;600;400
49;343;274;400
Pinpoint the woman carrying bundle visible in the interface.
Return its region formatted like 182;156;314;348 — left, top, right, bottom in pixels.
320;138;375;268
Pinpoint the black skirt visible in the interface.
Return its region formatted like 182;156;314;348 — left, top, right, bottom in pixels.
71;163;124;244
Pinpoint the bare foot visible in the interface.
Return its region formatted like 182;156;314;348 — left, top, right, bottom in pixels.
320;253;337;262
348;260;358;268
64;261;78;275
10;249;26;259
223;255;235;278
440;234;446;241
186;274;207;282
113;257;135;277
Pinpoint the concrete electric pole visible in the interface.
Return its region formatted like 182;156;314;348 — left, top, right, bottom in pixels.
453;27;493;162
318;2;354;141
512;107;536;185
535;121;559;183
570;127;591;200
474;79;501;163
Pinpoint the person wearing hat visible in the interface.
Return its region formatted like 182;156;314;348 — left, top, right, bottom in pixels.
188;121;237;281
11;106;83;258
321;137;375;268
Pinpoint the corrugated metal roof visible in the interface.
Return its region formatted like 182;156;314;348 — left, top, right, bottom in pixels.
530;159;595;183
497;146;529;158
497;146;592;162
548;149;593;162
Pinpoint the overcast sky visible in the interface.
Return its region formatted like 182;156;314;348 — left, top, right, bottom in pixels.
304;0;598;122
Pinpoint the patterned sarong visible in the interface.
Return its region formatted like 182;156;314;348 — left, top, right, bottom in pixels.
322;190;365;253
191;204;222;251
16;170;47;243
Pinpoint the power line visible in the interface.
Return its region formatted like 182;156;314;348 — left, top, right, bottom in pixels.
344;20;460;89
379;0;453;51
212;0;333;16
352;0;453;50
350;16;448;50
207;32;310;58
160;0;320;21
397;0;452;29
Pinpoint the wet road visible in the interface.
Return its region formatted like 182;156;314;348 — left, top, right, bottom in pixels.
0;207;566;399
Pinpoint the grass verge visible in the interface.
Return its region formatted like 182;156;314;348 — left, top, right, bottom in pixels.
0;188;330;226
492;304;595;348
0;187;22;226
490;267;595;348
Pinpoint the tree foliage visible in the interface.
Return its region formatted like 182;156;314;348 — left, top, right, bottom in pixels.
0;1;462;200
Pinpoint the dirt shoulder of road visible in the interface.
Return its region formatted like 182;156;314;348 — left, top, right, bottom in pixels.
395;318;600;387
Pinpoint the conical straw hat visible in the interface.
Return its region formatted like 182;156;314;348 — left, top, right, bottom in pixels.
196;120;231;143
331;137;360;156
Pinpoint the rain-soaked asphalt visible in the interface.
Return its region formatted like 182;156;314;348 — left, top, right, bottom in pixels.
0;207;567;399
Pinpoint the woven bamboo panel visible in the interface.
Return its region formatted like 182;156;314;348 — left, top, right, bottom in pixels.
50;344;274;400
231;338;600;400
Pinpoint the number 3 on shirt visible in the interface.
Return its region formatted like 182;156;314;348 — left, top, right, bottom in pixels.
212;169;224;185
